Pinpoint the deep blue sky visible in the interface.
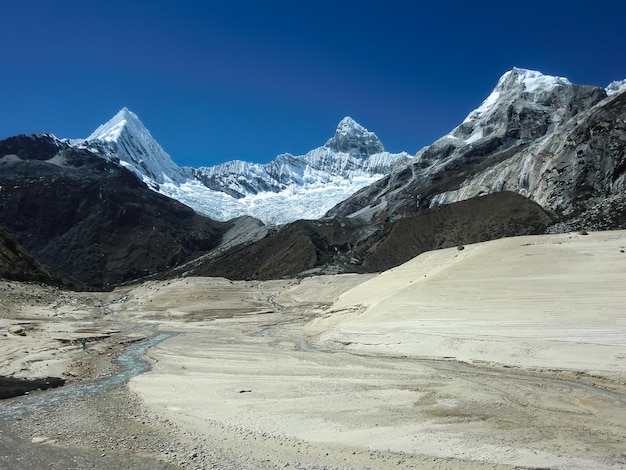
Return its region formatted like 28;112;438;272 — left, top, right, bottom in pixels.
2;0;625;167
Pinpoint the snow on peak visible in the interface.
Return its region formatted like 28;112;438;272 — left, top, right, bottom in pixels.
85;108;189;185
325;116;384;155
88;107;139;142
336;116;365;134
463;67;572;124
497;67;572;93
606;79;626;96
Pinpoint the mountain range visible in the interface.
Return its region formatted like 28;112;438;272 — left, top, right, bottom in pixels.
1;67;625;288
329;68;626;231
79;110;411;224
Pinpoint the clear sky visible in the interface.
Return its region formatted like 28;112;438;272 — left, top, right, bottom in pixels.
2;0;625;167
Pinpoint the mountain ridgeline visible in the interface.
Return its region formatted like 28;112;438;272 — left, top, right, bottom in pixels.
327;69;626;231
83;110;411;224
0;67;625;288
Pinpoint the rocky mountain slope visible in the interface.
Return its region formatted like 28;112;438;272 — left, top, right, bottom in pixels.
80;111;410;224
0;134;231;288
327;68;626;232
0;227;60;284
179;68;626;280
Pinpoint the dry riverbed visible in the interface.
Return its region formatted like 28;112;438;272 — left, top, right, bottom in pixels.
1;231;626;469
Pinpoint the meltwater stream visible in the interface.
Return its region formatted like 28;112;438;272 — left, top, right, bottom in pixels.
0;332;172;422
0;332;175;470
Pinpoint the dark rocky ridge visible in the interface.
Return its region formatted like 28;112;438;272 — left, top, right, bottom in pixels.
0;134;230;289
0;227;60;285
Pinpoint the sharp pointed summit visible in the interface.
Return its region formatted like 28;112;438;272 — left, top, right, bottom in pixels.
86;108;190;186
88;107;142;142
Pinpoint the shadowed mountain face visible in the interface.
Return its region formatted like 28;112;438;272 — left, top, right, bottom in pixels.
0;134;230;289
0;227;60;284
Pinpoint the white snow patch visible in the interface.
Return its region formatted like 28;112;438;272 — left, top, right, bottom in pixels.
464;91;500;123
465;128;484;144
606;79;626;96
500;68;571;93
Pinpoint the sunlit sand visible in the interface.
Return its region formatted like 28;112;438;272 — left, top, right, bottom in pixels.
2;231;625;468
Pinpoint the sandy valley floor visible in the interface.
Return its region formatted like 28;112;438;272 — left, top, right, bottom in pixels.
1;231;625;469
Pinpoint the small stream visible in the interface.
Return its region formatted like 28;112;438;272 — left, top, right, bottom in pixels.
0;332;172;422
0;332;175;469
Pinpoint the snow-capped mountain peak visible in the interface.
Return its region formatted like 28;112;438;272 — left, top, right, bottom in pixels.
498;67;572;93
463;67;572;125
88;107;138;142
84;108;189;186
186;117;409;223
606;79;626;96
325;116;384;155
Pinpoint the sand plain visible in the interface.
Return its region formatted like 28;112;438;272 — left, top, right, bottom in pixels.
1;231;625;469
